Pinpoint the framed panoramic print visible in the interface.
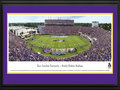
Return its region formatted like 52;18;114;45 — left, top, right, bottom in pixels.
3;5;117;85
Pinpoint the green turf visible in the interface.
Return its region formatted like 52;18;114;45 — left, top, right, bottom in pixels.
27;35;91;58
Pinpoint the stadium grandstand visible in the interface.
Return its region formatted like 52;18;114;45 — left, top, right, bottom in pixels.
9;19;111;61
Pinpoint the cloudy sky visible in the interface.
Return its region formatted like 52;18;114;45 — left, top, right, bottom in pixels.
8;15;112;23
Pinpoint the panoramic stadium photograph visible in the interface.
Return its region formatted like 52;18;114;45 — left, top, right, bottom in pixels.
8;14;112;61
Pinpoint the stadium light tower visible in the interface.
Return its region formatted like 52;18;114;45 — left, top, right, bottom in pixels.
50;16;51;19
67;17;70;20
58;16;60;19
60;16;61;19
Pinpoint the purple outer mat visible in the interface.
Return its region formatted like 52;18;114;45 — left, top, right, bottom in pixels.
3;6;117;84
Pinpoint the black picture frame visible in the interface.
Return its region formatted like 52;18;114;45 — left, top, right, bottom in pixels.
0;0;120;89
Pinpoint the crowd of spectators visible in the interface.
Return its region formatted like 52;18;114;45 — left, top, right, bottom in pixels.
9;26;111;61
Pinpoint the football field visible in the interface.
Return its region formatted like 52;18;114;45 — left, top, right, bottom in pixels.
27;35;91;58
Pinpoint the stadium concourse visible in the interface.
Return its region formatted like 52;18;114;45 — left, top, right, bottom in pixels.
9;25;111;61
